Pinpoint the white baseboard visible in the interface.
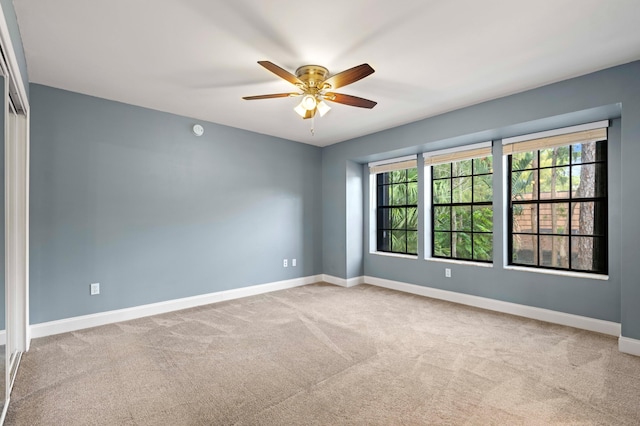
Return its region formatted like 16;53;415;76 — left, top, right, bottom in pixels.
30;275;323;339
321;274;364;288
619;336;640;357
364;275;621;337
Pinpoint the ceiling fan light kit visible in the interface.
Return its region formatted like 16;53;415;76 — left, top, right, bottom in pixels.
243;61;377;133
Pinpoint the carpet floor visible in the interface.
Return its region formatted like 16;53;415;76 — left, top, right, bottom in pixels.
5;283;640;425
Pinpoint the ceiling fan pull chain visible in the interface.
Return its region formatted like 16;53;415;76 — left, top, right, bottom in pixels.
310;115;315;136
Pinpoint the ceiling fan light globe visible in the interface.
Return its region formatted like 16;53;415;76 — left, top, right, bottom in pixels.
294;103;307;117
301;95;317;111
317;100;331;117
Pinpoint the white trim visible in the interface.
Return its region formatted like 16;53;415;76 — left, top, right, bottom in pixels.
503;265;608;281
0;330;5;346
0;3;29;114
363;275;621;336
371;251;418;260
30;275;322;339
502;120;609;145
619;336;640;357
368;173;376;253
422;141;492;158
368;154;417;168
425;257;493;268
321;274;364;288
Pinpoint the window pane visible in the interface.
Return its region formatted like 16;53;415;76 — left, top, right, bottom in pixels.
473;175;493;202
407;207;418;230
452;177;472;202
434;232;451;257
512;151;535;171
540;146;570;166
571;201;606;236
391;230;407;253
571;164;606;198
473;206;493;232
407;167;418;182
453;205;471;231
407;181;418;205
389;184;406;206
513;204;538;233
473;234;493;261
434;206;451;231
453;232;472;259
389;169;407;183
571;141;606;164
540;235;569;268
391;207;406;229
453;159;472;177
539;202;569;234
407;231;418;255
378;230;390;252
432;164;450;179
511;170;538;201
539;166;570;199
571;236;606;273
512;234;538;265
473;156;493;174
433;180;451;204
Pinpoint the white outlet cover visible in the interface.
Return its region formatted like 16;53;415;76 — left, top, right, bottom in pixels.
90;283;100;295
283;259;288;267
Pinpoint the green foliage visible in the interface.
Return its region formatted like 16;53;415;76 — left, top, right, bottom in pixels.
432;157;493;261
380;168;418;255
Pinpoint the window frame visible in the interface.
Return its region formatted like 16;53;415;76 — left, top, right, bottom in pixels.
429;155;494;263
505;124;609;275
374;166;419;256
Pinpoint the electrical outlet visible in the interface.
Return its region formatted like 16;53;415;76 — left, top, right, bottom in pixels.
283;259;288;268
445;268;451;278
292;259;297;267
90;282;100;295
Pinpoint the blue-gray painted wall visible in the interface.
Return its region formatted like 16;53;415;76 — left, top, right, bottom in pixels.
29;84;322;324
323;61;640;340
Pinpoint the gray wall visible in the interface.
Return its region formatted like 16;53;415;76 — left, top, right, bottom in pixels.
322;61;640;340
30;84;322;324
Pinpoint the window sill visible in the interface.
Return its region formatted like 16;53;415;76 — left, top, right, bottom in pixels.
503;265;609;281
371;251;418;260
425;257;493;268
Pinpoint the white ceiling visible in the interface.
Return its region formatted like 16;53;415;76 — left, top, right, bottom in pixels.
12;0;640;147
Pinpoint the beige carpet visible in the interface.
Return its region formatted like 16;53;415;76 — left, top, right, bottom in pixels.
5;283;640;425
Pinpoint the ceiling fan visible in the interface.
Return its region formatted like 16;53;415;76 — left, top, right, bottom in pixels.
243;61;377;120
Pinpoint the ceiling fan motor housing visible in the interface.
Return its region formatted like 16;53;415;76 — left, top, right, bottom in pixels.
295;65;330;89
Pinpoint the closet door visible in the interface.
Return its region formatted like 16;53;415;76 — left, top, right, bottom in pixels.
0;65;28;425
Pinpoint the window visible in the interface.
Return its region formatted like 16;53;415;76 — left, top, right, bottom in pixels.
370;157;418;255
426;143;493;262
505;122;608;274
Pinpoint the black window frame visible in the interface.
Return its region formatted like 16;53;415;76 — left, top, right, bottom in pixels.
507;141;608;274
431;156;494;263
376;167;418;255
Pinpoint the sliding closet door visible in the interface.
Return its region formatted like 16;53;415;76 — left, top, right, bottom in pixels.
1;67;28;424
0;72;5;422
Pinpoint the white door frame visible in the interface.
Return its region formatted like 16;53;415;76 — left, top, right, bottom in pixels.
0;3;31;423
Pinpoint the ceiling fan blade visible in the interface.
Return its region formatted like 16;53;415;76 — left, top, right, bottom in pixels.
258;61;304;86
324;92;377;109
322;64;375;90
242;93;299;100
